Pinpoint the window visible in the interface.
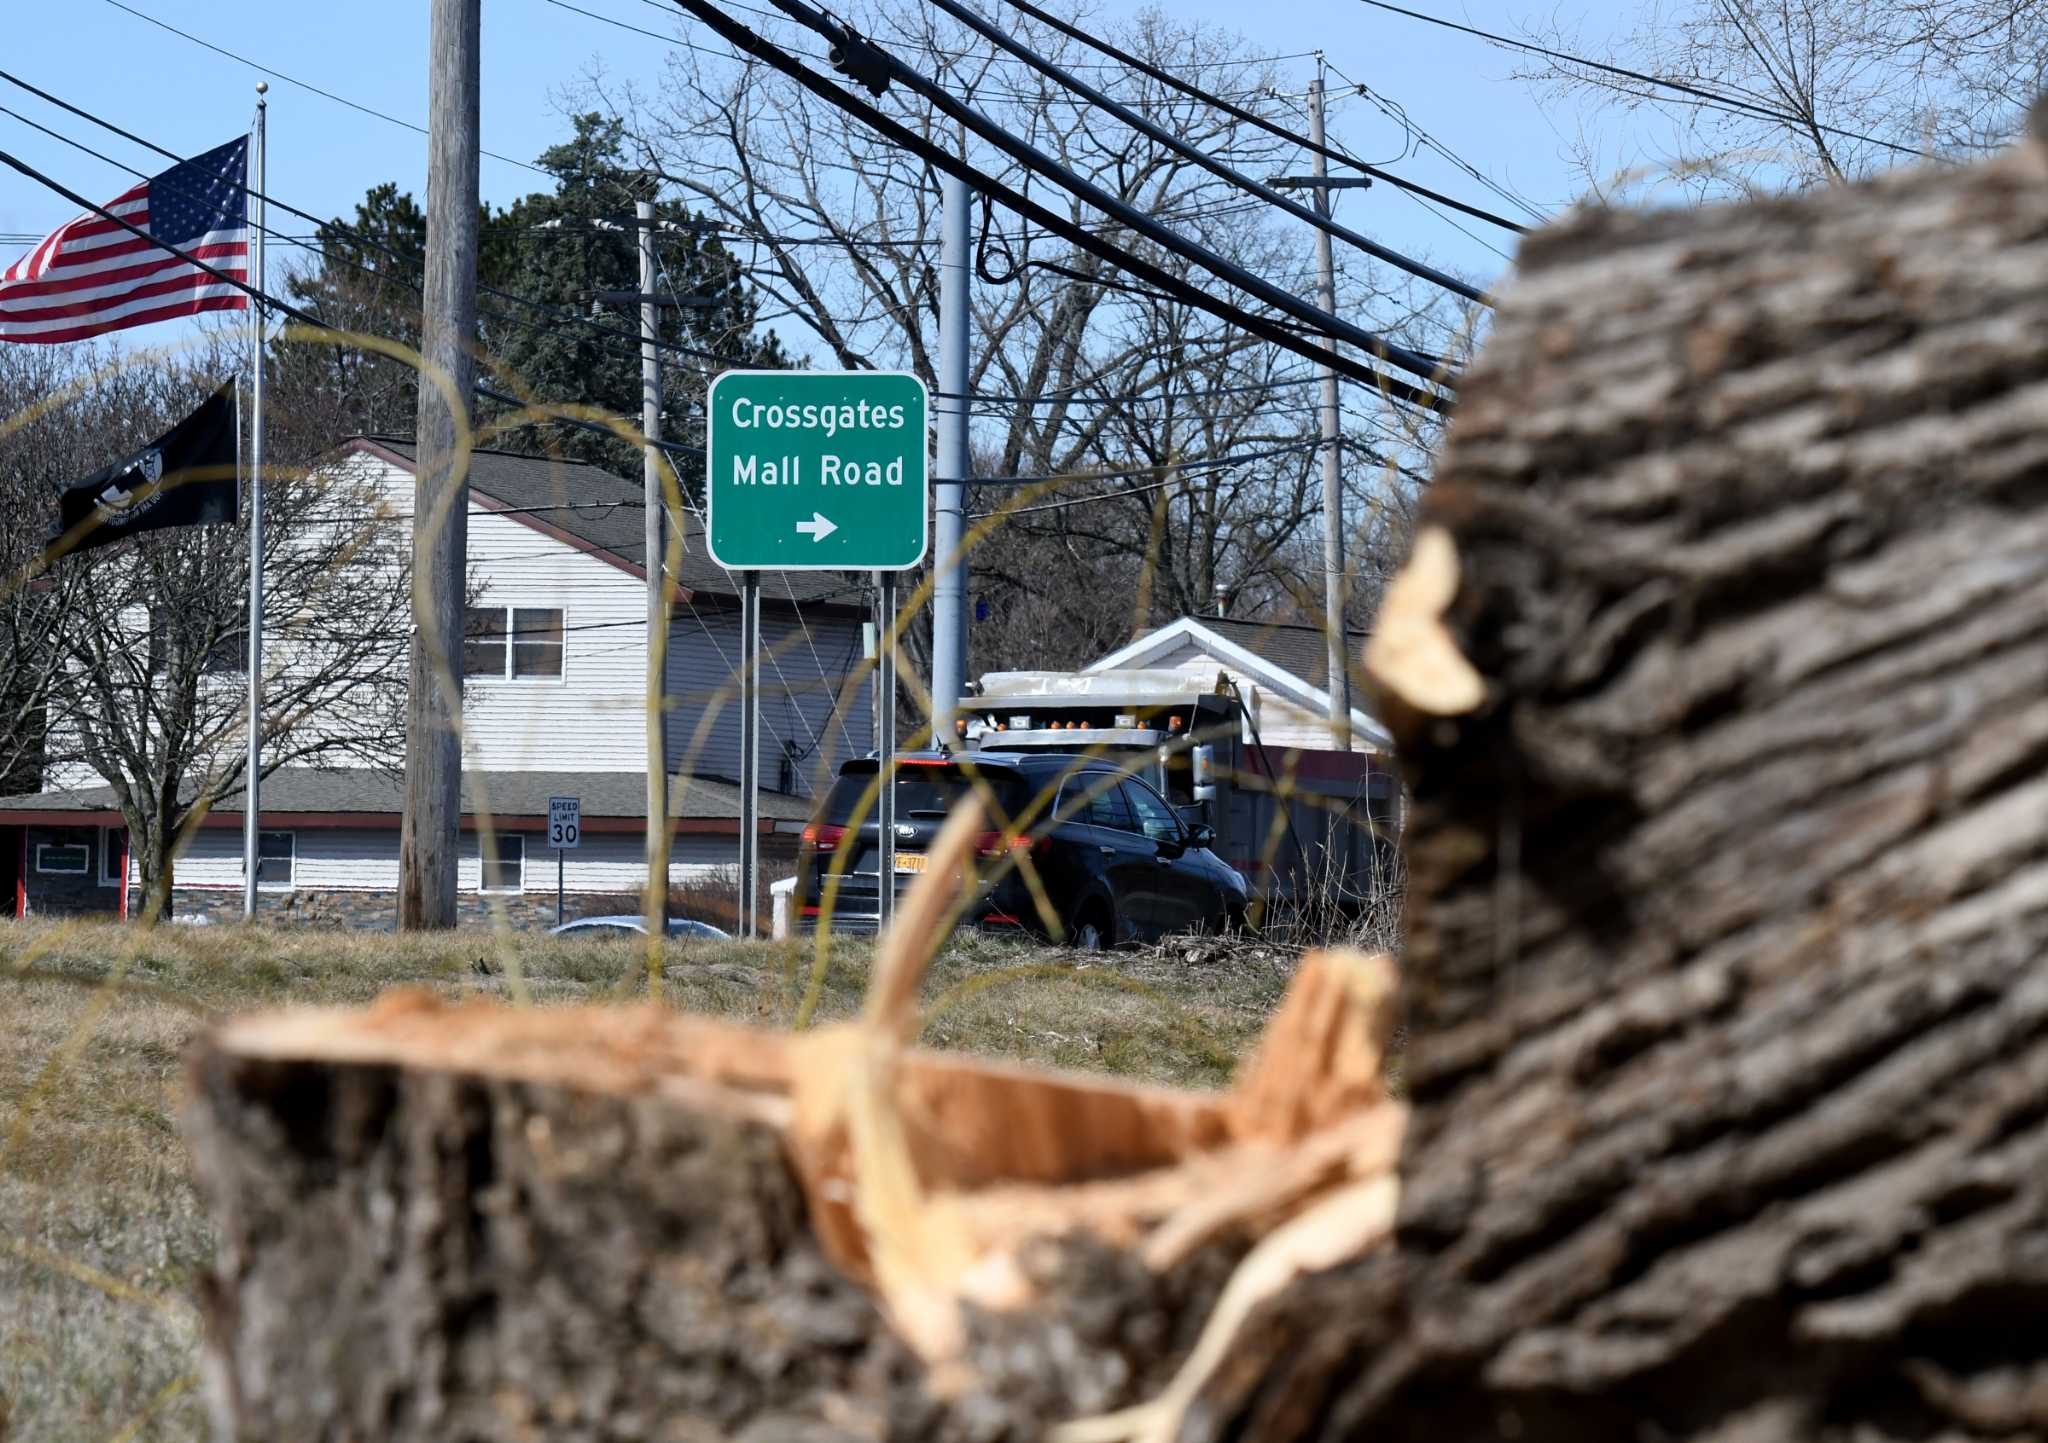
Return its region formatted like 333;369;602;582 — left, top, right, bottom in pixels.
251;831;294;890
35;840;90;875
1121;781;1186;845
1061;774;1133;831
462;607;508;677
818;764;1031;825
100;828;127;887
480;833;524;893
149;611;244;675
463;606;564;680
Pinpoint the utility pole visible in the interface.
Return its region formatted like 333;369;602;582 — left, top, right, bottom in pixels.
929;170;971;738
1309;57;1352;752
638;193;670;938
399;0;479;930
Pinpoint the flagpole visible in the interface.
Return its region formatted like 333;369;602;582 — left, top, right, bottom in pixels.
242;83;267;923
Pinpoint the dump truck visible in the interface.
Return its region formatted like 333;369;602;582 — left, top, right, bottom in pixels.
958;669;1401;914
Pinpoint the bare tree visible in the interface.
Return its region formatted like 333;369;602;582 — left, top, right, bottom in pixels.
588;0;1468;669
3;340;411;914
1519;0;2048;201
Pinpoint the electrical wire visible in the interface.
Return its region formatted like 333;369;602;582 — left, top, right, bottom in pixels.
992;0;1531;235
1350;0;1941;163
0;143;719;468
0;72;751;379
96;0;554;177
1324;59;1549;225
922;0;1488;308
672;0;1451;407
0;69;1346;407
1;69;1420;464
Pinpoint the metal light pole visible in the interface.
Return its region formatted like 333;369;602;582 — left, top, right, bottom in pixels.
929;169;971;737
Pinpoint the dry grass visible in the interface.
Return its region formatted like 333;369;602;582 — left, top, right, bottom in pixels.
0;920;1292;1441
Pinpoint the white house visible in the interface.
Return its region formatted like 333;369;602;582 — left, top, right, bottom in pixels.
1;437;876;926
1081;615;1393;753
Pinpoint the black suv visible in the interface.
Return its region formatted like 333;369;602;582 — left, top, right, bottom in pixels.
795;751;1249;946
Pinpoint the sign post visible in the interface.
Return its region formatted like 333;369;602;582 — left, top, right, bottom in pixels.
876;570;897;930
547;795;580;928
707;371;929;939
739;573;760;940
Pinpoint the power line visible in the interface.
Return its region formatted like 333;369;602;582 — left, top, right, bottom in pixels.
922;0;1488;308
559;0;1301;102
1351;0;1941;163
1325;59;1550;226
992;0;1531;236
968;438;1324;488
704;0;1453;401
0;70;1426;442
0;100;709;410
0;143;714;464
0;74;756;379
0;66;1335;396
96;0;553;176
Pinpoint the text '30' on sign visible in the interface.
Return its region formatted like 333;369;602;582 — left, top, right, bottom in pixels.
705;370;930;572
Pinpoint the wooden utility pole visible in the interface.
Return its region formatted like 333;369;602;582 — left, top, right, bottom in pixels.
399;0;480;930
1308;59;1350;751
638;193;670;939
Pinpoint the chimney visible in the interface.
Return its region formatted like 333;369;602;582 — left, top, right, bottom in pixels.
1214;582;1229;618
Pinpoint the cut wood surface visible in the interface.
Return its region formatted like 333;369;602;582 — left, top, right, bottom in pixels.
187;137;2048;1441
184;803;1403;1439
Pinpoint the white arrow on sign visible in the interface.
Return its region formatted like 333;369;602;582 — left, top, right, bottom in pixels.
795;511;839;543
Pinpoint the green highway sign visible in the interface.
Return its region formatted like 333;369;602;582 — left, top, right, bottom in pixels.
705;370;930;571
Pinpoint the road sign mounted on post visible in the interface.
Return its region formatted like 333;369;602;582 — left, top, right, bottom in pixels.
548;795;580;928
706;370;930;571
548;796;582;850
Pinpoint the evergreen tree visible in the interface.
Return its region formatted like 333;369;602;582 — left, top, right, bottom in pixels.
487;113;785;478
277;115;784;476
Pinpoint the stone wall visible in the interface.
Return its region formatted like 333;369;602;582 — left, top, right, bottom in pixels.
157;888;651;931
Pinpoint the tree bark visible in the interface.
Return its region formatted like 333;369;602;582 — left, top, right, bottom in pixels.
185;134;2048;1441
1189;126;2048;1443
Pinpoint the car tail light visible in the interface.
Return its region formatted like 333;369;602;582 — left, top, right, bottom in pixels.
975;831;1045;858
800;822;847;853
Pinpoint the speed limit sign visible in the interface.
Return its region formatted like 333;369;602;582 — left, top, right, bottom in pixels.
548;796;581;850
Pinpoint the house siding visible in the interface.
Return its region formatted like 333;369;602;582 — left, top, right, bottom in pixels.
164;825;747;894
665;602;872;800
358;455;652;774
1132;639;1356;752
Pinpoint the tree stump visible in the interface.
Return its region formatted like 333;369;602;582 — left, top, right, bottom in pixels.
1217;122;2048;1443
186;135;2048;1441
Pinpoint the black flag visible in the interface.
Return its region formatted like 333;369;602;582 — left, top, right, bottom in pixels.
51;384;238;560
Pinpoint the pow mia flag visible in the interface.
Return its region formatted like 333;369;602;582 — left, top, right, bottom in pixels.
51;384;238;560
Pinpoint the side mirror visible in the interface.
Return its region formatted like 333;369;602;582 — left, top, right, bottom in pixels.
1187;823;1217;849
1191;743;1218;803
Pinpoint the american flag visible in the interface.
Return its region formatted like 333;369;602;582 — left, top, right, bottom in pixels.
1;137;250;344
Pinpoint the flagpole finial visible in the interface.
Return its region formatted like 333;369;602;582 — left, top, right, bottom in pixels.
255;80;268;98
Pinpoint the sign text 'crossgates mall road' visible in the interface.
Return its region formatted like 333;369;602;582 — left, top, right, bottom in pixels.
705;370;930;572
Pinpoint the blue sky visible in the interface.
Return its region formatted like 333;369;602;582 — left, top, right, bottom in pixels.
0;0;1635;351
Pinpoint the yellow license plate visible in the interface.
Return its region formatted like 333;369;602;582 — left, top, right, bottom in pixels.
893;853;928;874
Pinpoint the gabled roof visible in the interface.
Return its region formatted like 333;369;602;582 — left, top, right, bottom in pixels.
1082;615;1392;750
341;437;865;610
